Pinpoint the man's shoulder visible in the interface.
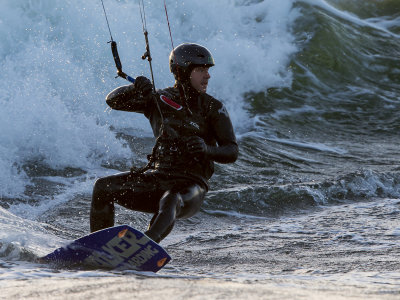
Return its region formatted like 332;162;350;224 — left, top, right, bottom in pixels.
201;93;228;118
158;86;179;98
201;91;219;102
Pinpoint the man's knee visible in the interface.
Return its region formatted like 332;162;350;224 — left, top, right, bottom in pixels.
159;192;183;216
93;177;110;194
91;177;114;211
177;185;206;219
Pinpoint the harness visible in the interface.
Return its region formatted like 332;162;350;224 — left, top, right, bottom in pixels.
131;90;215;175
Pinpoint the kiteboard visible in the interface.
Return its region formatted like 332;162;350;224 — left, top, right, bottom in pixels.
39;225;171;272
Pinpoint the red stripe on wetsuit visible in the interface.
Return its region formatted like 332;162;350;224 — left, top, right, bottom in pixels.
160;95;182;110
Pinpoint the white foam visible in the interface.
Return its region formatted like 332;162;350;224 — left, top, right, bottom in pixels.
301;0;400;38
266;136;348;154
0;0;299;200
0;207;63;259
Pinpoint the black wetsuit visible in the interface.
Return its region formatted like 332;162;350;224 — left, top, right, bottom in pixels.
90;80;238;242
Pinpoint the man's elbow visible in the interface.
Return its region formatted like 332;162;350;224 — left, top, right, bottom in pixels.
105;85;134;108
221;144;239;164
229;144;239;163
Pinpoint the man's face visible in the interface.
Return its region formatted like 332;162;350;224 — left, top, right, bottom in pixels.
190;66;211;93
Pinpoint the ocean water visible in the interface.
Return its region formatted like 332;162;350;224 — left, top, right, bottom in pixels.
1;0;400;299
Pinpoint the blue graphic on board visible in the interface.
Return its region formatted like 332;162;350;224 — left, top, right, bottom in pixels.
40;225;171;272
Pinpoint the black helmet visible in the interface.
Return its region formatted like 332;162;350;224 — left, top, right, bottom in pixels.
169;43;215;82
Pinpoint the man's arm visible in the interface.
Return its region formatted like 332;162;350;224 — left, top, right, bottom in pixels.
105;76;153;113
186;101;238;164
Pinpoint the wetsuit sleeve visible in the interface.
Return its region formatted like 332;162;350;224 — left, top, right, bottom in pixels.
207;100;239;163
105;77;154;113
105;84;149;113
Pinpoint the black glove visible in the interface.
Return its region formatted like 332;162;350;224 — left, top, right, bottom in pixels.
186;136;210;157
186;136;238;163
133;76;153;97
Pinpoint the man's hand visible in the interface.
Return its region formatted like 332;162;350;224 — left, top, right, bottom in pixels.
186;136;210;157
134;76;153;97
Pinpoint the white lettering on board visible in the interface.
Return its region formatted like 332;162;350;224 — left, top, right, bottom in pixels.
127;245;159;267
83;229;157;268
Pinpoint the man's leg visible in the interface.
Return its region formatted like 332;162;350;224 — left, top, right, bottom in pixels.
90;176;117;232
90;171;160;232
145;191;182;242
145;183;206;242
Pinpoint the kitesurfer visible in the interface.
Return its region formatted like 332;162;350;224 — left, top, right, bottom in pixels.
90;43;238;243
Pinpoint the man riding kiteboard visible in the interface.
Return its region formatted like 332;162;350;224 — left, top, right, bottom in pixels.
90;43;238;243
